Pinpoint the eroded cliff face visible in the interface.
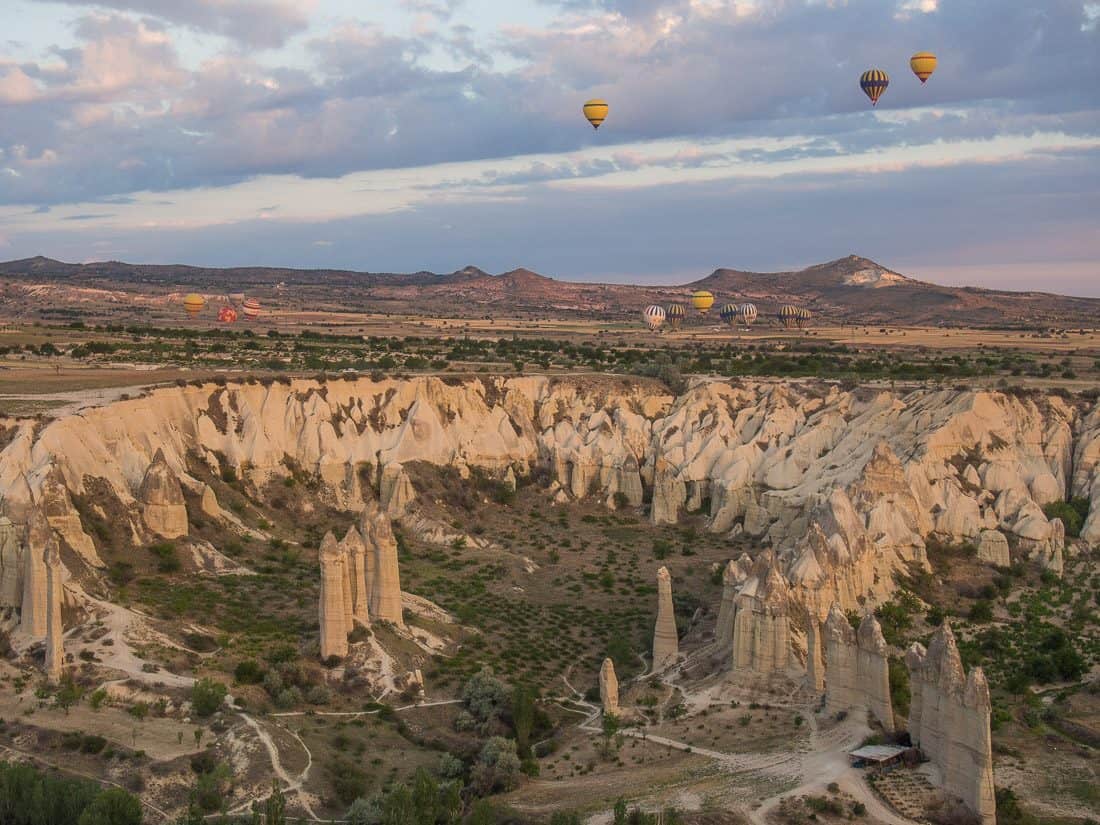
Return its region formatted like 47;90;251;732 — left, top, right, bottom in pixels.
0;376;1094;623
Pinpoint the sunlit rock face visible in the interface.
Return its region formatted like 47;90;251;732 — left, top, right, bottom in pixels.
599;658;619;716
138;448;188;540
652;566;679;672
730;551;791;676
906;624;996;825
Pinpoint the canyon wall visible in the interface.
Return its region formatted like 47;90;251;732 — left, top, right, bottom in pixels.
906;624;996;825
822;605;894;731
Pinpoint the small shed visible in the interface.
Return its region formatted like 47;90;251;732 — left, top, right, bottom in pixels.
848;744;907;770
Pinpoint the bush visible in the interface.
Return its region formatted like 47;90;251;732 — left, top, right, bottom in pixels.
76;788;143;825
470;737;522;796
234;660;264;684
969;601;994;623
191;678;228;717
1042;498;1090;538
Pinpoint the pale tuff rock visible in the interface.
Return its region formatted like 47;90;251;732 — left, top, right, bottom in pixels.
715;558;750;647
343;526;370;626
651;458;686;525
0;516;24;609
20;508;54;638
364;502;405;628
200;484;222;519
599;657;620;715
1073;400;1100;543
652;566;679;671
339;540;354;634
855;614;895;731
976;529;1010;566
607;454;644;509
906;624;995;825
44;544;64;682
138;449;188;539
318;532;349;660
502;466;518;494
823;606;895;732
38;465;101;567
742;499;771;539
805;611;824;691
379;462;416;517
731;552;791;674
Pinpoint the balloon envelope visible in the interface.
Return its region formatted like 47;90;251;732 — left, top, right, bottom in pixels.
242;298;261;319
643;305;667;330
860;69;889;105
183;294;206;315
691;290;715;313
910;52;937;83
583;99;609;129
218;306;238;323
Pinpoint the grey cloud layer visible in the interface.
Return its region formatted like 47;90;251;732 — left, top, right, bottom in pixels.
0;0;1097;206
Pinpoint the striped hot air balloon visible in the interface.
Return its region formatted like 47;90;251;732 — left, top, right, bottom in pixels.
583;99;609;130
691;290;715;314
739;303;758;326
796;307;812;330
242;298;261;319
910;52;937;84
183;294;206;316
719;303;739;326
218;306;238;323
860;69;889;106
666;303;685;330
643;305;667;331
779;304;800;329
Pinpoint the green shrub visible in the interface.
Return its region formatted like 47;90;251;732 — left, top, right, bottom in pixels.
1042;498;1090;538
191;678;228;717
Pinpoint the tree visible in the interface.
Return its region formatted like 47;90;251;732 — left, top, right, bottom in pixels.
601;713;622;758
76;788;142;825
511;685;535;760
470;737;522;796
264;780;286;825
191;678;228;717
381;784;415;825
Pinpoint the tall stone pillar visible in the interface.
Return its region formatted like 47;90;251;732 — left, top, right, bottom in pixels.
318;532;349;660
365;502;405;628
344;526;370;626
20;508;53;638
44;544;64;682
599;658;620;716
652;566;678;671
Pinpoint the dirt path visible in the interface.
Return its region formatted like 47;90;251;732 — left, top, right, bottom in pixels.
234;713;319;821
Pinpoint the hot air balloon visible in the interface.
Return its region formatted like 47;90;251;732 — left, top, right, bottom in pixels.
719;303;738;327
242;298;261;319
183;294;206;316
910;52;937;84
797;307;812;330
583;99;609;130
860;69;889;106
691;290;715;314
666;303;685;330
739;303;758;327
779;304;800;329
643;305;667;331
228;292;245;305
218;306;238;323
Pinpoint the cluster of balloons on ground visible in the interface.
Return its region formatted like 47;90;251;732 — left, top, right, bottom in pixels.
586;52;937;129
182;293;261;322
643;291;809;332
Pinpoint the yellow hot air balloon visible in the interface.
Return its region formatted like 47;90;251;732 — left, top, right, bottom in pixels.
860;69;889;106
691;290;715;313
183;293;206;316
583;99;609;130
910;52;937;84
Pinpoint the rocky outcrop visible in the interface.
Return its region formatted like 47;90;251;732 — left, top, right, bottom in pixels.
364;502;404;628
806;611;824;691
906;624;995;825
715;556;751;647
19;508;53;638
0;516;24;609
823;606;894;730
379;462;415;517
599;657;620;715
343;526;370;626
731;552;791;675
976;529;1010;566
200;484;222;520
138;449;188;539
652;566;679;671
39;465;100;567
44;543;64;682
318;532;349;660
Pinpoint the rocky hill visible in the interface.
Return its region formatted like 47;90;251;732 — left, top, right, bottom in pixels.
2;254;1097;326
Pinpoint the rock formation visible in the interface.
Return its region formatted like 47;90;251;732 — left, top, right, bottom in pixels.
731;552;791;675
976;529;1010;566
19;508;53;638
339;541;354;634
715;558;749;647
805;610;824;692
380;462;416;517
44;543;64;682
599;657;620;715
652;566;679;671
364;502;405;628
318;532;349;660
0;516;24;609
343;526;370;626
823;606;893;730
39;465;100;566
138;449;188;539
906;624;995;825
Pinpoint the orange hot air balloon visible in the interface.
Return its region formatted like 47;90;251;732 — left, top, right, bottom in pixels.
183;294;206;316
218;306;238;323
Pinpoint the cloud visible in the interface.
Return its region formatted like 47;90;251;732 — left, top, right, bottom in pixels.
28;0;315;48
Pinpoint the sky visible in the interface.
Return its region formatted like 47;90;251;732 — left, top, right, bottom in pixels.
0;0;1098;294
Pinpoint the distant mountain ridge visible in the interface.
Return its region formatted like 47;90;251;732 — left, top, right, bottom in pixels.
1;254;1097;327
